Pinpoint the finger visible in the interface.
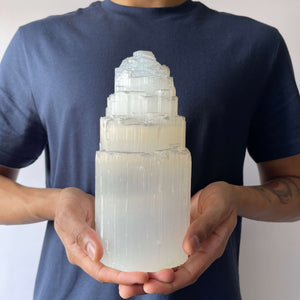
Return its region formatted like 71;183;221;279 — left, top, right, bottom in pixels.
56;214;149;285
74;225;103;262
200;211;237;256
119;284;146;299
190;190;202;222
55;213;103;262
145;213;237;294
149;268;175;283
144;250;210;295
98;265;149;285
183;205;232;255
67;244;149;285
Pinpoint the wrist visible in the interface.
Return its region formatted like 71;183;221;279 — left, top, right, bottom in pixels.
228;183;245;217
228;183;274;220
205;181;241;215
23;186;62;221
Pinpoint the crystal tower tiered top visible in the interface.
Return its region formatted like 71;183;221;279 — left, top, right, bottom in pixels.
100;50;185;152
95;51;191;272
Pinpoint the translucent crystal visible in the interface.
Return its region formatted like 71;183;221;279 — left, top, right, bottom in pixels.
95;51;191;272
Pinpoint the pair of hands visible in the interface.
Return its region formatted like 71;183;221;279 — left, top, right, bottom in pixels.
54;182;238;298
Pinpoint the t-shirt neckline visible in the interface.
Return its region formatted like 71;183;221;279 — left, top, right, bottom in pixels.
101;0;196;15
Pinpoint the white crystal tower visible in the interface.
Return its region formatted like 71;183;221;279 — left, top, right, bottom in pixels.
95;51;191;272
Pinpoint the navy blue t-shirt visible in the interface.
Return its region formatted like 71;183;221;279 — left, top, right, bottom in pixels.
1;0;300;299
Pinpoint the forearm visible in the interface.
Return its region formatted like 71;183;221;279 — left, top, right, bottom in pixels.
0;174;61;225
233;176;300;222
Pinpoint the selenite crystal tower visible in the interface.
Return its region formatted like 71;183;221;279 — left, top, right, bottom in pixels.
95;51;191;272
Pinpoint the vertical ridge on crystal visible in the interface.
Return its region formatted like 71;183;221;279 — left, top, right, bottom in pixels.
95;50;191;272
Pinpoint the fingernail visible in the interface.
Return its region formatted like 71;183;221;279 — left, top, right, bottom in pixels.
86;242;95;260
190;235;201;253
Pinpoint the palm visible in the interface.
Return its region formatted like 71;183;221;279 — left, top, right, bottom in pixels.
54;187;148;285
119;182;237;297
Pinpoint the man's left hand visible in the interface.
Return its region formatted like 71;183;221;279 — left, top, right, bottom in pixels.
119;181;238;298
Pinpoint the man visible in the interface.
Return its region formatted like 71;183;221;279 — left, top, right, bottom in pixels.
0;0;299;299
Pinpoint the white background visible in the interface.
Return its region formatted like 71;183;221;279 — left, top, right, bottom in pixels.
0;0;299;299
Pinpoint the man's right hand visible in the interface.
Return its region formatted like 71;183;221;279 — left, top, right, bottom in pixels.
0;166;172;295
54;187;149;285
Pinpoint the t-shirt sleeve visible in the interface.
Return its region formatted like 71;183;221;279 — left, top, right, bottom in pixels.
0;27;47;168
247;29;300;163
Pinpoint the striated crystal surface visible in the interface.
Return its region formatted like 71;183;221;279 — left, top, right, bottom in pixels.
95;51;191;272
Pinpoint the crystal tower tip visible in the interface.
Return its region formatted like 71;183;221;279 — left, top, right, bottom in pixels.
115;50;172;94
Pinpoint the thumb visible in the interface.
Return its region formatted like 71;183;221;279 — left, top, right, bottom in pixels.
183;208;228;256
55;211;103;262
75;225;103;262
